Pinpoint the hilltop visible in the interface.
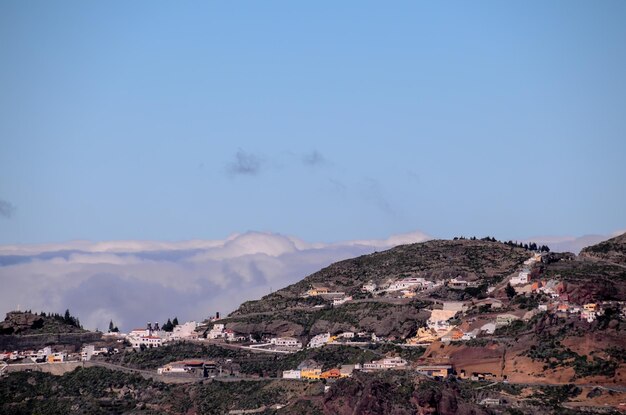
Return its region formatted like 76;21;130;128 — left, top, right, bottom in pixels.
580;231;626;265
0;310;100;351
0;310;85;336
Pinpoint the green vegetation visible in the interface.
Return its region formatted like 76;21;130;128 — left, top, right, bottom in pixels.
367;343;426;361
526;337;618;378
0;367;157;415
194;380;321;415
0;310;86;336
571;355;617;378
512;294;540;310
0;367;322;415
465;338;492;347
163;317;180;331
505;283;516;299
530;384;582;408
106;342;246;369
463;283;488;298
494;319;527;337
526;338;577;369
239;345;379;376
107;320;119;333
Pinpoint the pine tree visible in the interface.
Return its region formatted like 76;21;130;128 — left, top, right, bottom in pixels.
162;318;174;332
505;283;516;299
172;317;179;326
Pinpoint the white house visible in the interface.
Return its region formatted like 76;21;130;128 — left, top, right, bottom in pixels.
461;329;479;341
129;328;149;337
81;345;95;361
363;357;407;371
308;332;331;348
207;324;226;339
282;369;301;379
480;323;496;334
224;329;245;342
387;278;427;291
511;272;530;286
37;347;52;360
130;336;163;349
581;310;597;323
496;314;520;328
171;321;199;341
270;337;302;349
448;277;475;289
362;282;377;293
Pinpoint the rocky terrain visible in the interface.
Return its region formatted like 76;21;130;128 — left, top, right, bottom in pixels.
0;310;100;351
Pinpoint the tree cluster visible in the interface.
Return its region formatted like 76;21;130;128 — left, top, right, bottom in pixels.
37;309;82;328
453;236;550;252
108;320;119;333
161;317;179;332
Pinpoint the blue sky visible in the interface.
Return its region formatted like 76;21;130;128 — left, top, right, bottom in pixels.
1;1;625;245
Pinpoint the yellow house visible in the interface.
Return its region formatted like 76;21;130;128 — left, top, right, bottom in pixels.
300;368;322;380
47;353;65;363
415;365;452;379
306;285;330;296
583;303;597;312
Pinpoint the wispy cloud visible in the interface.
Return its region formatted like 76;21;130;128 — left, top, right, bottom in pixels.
359;178;396;217
0;199;15;218
0;231;432;331
328;178;348;196
227;149;263;176
302;150;328;167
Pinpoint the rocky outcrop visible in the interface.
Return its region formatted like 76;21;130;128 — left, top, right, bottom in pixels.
0;311;44;334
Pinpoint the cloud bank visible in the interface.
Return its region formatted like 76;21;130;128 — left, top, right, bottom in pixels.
0;231;431;331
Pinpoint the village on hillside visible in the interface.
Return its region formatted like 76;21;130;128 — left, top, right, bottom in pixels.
3;249;625;392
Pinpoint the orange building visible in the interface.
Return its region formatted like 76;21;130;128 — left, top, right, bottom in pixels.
320;368;341;379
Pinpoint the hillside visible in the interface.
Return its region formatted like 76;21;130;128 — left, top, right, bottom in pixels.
580;232;626;265
211;239;531;341
233;239;530;316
